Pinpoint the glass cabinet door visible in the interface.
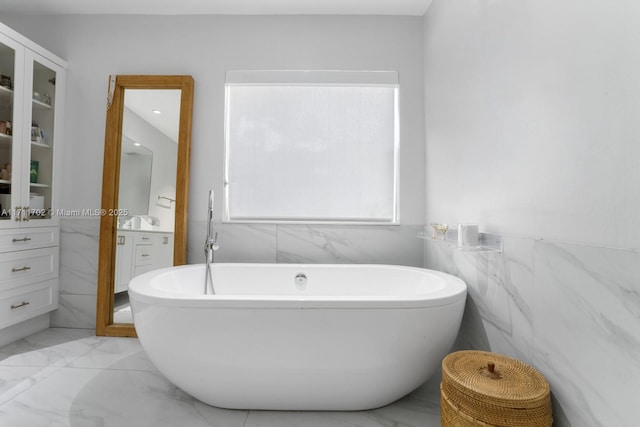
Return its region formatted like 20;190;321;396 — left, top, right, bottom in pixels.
26;55;58;221
0;32;63;228
0;35;22;224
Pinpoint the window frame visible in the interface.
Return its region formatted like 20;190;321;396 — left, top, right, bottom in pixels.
223;70;400;225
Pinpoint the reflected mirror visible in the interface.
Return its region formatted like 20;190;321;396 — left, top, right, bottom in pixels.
97;75;193;337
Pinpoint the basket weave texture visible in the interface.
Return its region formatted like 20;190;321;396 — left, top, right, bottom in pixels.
440;350;552;427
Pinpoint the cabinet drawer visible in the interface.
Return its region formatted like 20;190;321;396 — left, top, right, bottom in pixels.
135;244;154;265
134;264;157;277
0;280;56;329
0;228;59;253
0;247;58;291
135;233;154;245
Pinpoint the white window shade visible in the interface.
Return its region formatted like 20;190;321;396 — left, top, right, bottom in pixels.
224;71;399;223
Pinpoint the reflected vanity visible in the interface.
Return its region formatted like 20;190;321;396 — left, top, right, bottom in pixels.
96;75;193;337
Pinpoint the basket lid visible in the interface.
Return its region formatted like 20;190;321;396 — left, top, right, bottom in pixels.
442;350;550;407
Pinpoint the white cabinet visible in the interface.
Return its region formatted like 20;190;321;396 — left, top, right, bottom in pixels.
0;228;59;329
114;231;134;294
0;22;66;227
115;230;173;293
0;22;65;333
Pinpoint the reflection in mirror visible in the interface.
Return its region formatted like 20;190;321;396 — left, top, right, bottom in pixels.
113;92;180;323
97;75;193;337
119;137;153;220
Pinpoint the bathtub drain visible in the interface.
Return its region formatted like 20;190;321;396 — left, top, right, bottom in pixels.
295;273;307;290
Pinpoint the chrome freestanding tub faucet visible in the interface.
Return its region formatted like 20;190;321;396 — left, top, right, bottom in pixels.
204;190;218;294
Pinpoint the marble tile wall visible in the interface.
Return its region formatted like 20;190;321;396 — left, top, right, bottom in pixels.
56;218;424;329
187;222;425;266
52;219;101;329
424;237;640;427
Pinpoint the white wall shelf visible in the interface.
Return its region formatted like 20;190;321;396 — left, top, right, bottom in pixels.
418;229;503;253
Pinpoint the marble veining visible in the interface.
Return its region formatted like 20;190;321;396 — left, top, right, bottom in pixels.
59;218;100;296
425;236;535;363
276;224;424;266
425;234;640;427
50;293;96;329
532;241;640;427
0;328;442;427
53;219;101;329
187;222;278;265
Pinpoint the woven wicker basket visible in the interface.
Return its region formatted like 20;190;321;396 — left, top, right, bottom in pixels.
440;350;552;427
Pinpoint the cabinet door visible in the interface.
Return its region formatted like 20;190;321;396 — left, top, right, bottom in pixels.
115;232;134;293
0;33;26;226
157;233;174;268
22;50;64;226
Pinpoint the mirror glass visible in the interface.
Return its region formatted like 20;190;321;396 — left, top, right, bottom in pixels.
97;75;193;337
119;137;153;218
113;90;180;323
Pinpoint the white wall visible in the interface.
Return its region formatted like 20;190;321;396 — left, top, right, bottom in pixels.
423;2;640;426
424;0;640;250
0;14;426;226
122;108;177;231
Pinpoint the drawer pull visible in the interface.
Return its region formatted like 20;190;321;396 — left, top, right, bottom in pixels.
141;237;151;241
11;301;30;310
141;254;150;257
12;237;33;243
11;266;32;273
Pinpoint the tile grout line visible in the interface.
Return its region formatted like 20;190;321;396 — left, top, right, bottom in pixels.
0;364;66;409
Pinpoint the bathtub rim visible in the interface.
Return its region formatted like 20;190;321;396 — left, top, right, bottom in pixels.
128;263;467;309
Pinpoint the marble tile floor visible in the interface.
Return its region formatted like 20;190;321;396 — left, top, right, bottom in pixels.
0;328;442;427
113;292;133;324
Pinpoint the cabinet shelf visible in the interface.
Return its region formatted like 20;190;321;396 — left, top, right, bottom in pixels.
29;182;49;188
0;179;10;185
0;133;11;145
0;85;12;102
31;141;50;149
32;98;52;110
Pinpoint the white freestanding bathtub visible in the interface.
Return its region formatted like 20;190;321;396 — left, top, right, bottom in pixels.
128;263;467;411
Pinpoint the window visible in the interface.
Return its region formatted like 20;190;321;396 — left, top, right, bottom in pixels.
224;70;399;224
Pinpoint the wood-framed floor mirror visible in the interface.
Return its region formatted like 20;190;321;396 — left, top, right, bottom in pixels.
96;75;194;337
